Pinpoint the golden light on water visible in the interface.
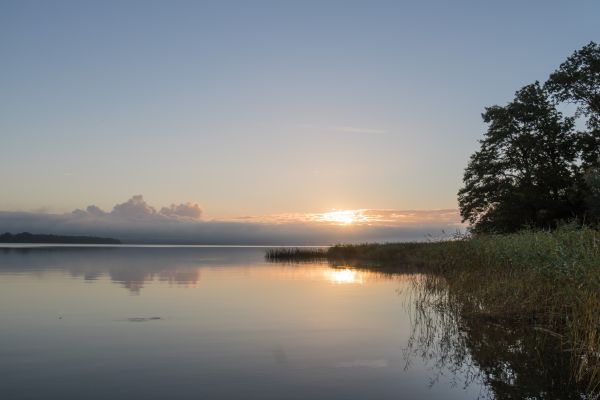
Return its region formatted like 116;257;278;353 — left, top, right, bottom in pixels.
324;268;364;284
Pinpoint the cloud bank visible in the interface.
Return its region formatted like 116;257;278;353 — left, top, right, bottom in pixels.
72;195;203;220
0;195;463;245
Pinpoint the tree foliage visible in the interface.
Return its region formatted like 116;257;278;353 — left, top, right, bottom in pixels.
546;42;600;122
459;42;600;232
546;41;600;167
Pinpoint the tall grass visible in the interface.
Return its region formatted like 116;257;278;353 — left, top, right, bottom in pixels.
426;225;600;392
265;247;327;261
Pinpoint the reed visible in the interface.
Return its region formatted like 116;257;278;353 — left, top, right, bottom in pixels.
264;247;327;261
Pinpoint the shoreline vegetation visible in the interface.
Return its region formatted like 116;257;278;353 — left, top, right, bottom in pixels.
0;232;121;244
265;225;600;394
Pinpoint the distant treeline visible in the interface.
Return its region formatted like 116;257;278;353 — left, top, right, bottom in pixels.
0;232;121;244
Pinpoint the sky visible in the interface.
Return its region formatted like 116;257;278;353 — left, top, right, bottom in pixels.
1;1;599;243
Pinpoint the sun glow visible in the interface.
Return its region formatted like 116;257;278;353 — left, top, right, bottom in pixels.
320;210;357;225
324;268;363;284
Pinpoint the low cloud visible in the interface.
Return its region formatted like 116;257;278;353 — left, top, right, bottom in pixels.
71;195;203;221
111;195;157;218
86;205;107;217
160;202;203;219
0;195;462;245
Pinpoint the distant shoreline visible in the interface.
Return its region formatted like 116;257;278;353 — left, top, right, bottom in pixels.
0;244;329;248
0;232;121;245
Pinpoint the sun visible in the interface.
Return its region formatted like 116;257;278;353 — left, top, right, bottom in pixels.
320;210;356;225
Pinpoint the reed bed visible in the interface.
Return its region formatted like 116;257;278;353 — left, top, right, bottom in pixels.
264;247;327;262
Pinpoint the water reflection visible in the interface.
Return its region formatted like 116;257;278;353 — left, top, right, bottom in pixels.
0;247;593;399
0;246;485;400
397;272;595;399
0;247;241;293
325;268;364;284
0;247;393;293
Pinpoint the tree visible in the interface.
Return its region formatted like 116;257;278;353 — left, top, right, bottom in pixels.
458;83;579;232
544;42;600;225
545;41;600;167
583;167;600;224
459;42;600;232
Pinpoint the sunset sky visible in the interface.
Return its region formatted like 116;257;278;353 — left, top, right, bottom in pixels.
1;1;599;243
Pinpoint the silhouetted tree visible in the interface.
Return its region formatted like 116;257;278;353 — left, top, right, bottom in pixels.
458;83;578;232
583;167;600;222
459;42;600;232
546;42;600;225
546;41;600;167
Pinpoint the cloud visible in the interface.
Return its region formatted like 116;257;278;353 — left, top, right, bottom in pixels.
86;205;107;217
70;195;202;221
0;195;463;245
111;195;157;218
160;202;202;219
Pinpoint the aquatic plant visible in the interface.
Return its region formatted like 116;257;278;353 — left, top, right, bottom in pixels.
264;247;327;262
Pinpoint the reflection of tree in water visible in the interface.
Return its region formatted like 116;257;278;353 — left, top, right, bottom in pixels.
403;275;594;399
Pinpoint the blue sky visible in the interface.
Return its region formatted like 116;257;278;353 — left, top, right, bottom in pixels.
1;0;599;221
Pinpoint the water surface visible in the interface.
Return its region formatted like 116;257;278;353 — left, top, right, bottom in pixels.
0;247;504;399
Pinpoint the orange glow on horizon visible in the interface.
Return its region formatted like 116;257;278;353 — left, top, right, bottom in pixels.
319;210;357;225
220;208;463;228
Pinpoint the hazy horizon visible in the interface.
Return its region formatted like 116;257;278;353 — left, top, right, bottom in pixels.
0;194;462;244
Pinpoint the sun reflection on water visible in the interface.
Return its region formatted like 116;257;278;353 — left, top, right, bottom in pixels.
324;268;364;284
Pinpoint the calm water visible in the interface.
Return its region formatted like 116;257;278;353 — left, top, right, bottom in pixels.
0;246;577;399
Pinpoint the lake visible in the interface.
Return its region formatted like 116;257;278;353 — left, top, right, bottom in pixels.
0;246;581;399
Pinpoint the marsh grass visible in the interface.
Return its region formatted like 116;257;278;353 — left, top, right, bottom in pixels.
425;226;600;392
264;247;327;262
266;225;600;394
